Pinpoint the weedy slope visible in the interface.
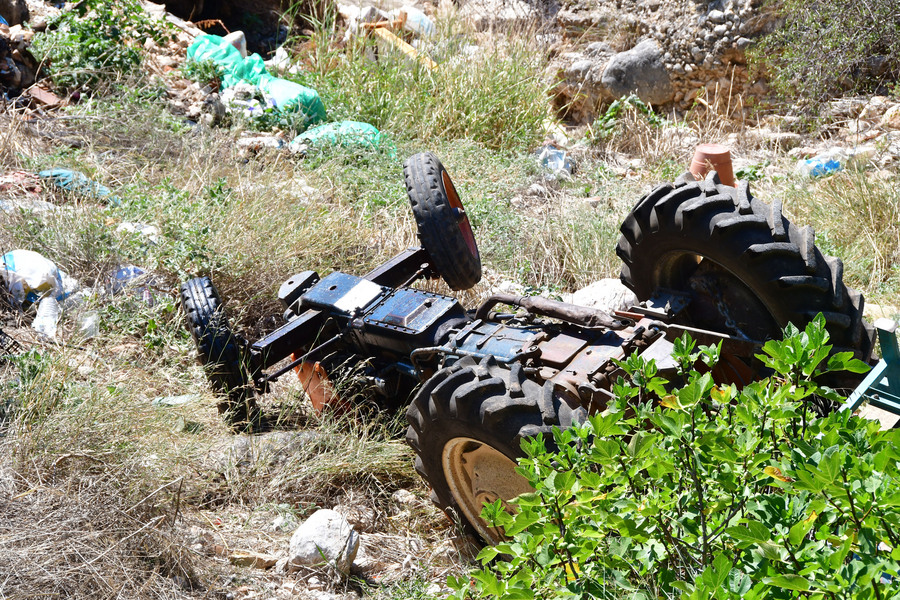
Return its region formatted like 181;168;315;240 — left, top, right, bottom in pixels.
0;3;898;599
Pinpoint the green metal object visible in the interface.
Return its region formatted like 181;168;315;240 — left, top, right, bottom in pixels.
843;319;900;417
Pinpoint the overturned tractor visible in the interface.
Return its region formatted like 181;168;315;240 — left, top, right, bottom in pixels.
181;152;874;543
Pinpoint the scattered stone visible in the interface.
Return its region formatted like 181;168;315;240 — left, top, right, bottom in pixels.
757;130;803;151
229;550;279;569
707;9;725;24
208;431;323;472
236;136;286;151
391;489;418;505
601;40;674;105
859;96;891;121
288;509;359;575
25;84;62;108
584;41;614;58
880;105;900;130
562;279;637;313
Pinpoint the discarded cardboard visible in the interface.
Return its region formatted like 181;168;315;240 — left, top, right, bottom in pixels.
25;84;62;108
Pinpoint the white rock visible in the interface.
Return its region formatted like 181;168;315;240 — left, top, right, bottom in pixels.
708;9;726;23
391;489;418;505
288;509;359;574
880;105;900;130
563;279;637;313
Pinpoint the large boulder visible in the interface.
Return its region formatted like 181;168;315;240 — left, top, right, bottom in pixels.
289;509;359;574
600;40;674;105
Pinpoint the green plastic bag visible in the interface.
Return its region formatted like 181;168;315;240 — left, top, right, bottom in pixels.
186;35;256;87
289;121;394;155
258;73;326;125
187;35;325;126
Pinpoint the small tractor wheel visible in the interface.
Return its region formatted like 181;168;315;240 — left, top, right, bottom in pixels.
180;277;258;426
406;356;586;545
616;172;874;361
403;152;481;291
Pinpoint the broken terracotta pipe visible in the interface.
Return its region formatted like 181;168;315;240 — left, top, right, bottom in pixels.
690;143;735;187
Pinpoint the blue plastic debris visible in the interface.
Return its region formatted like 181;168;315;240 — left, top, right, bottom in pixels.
38;169;122;205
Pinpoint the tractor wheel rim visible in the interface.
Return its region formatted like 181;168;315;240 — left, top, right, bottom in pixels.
442;171;478;259
442;437;533;545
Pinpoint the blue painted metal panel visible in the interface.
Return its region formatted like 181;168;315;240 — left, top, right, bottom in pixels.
364;288;459;334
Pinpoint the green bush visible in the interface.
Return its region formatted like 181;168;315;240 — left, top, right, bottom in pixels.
33;0;172;90
753;0;900;109
450;315;900;599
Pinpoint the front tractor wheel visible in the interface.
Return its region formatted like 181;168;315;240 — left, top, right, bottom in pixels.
403;152;482;291
406;357;586;545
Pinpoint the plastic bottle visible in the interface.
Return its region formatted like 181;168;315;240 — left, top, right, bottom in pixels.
796;148;847;177
32;296;60;339
398;6;435;37
77;310;99;339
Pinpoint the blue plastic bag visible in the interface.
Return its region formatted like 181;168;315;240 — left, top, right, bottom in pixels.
38;169;122;206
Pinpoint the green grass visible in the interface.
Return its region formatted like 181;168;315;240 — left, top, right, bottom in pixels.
782;167;900;306
290;12;550;152
6;3;900;599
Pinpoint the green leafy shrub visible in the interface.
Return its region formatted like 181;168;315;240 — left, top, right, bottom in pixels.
752;0;900;109
450;315;900;599
589;94;665;142
32;0;173;90
180;58;223;91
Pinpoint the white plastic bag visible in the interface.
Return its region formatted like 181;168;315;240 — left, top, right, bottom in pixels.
0;250;63;306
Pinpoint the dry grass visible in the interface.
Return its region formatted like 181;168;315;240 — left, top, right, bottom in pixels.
1;6;897;599
784;167;900;305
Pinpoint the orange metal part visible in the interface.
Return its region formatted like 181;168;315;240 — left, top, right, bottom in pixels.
294;358;343;413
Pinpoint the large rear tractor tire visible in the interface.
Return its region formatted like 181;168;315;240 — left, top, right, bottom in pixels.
180;277;258;427
403;152;481;291
616;172;875;362
406;356;587;545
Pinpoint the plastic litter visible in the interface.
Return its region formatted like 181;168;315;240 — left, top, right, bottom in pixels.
796;148;846;178
38;169;122;205
264;46;295;75
77;310;100;339
116;222;160;244
110;265;155;305
536;143;572;177
187;34;325;126
257;73;326;123
222;31;247;58
392;6;435;37
289;121;393;155
0;250;66;306
32;296;60;339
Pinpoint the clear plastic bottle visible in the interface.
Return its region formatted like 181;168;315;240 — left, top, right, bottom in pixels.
398;6;435;37
77;310;100;339
32;296;60;339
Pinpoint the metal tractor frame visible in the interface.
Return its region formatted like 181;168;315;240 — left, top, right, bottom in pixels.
181;151;878;544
